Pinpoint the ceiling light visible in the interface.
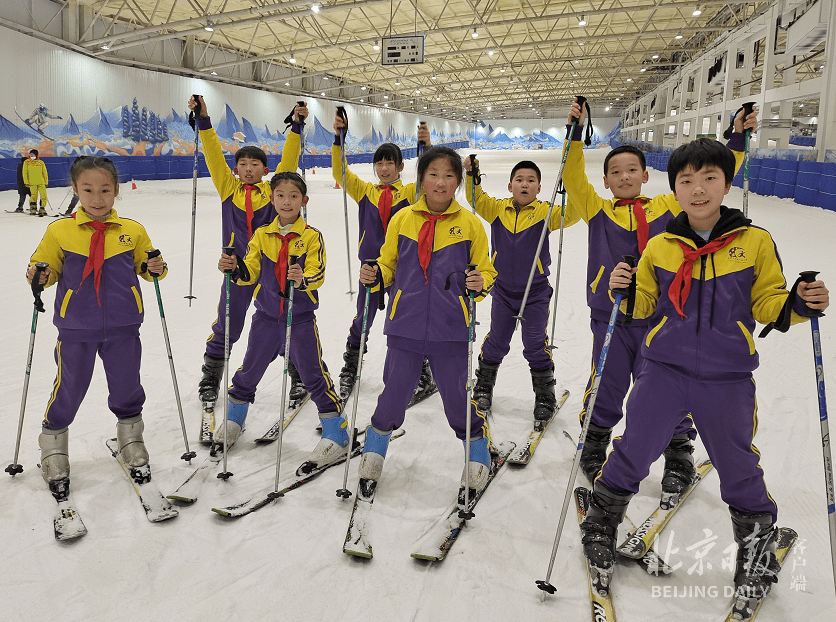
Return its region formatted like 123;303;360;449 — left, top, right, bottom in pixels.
488;50;494;56
410;100;414;104
285;82;290;86
204;25;214;32
311;4;320;12
423;106;427;109
799;103;804;108
384;95;389;99
693;9;702;16
578;41;584;46
373;40;380;51
640;68;647;72
384;103;388;107
416;89;421;93
395;80;400;85
101;45;109;50
472;28;479;39
436;96;440;101
360;86;366;90
652;54;659;59
289;55;296;64
606;106;611;111
323;76;328;80
321;92;325;96
579;15;587;27
675;34;683;39
500;68;505;72
211;71;217;75
431;75;437;80
627;78;632;82
487;106;492;111
616;97;620;101
573;73;578;77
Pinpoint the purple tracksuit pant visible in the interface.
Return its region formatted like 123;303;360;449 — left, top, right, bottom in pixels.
479;282;554;371
371;337;486;440
205;280;257;360
581;317;695;438
229;311;341;414
347;280;389;350
42;335;145;429
599;359;777;520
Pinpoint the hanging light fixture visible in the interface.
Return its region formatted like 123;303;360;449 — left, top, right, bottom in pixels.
289;54;297;64
579;15;587;26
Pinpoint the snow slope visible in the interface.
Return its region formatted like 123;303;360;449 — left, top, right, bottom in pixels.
0;148;834;622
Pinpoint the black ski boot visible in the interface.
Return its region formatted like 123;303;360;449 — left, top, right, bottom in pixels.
730;508;781;620
338;341;361;400
660;433;696;509
408;358;437;407
287;359;309;408
580;480;634;597
531;368;557;424
579;422;613;484
198;354;225;408
472;357;500;415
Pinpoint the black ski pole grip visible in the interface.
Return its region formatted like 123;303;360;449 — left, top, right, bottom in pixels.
465;263;478;296
570;95;587;122
364;260;384;310
144;249;162;277
336;106;348;127
800;271;826;317
222;246;235;274
188;95;202;129
284;254;298;298
31;262;48;312
296;101;306;124
611;255;638;296
742;101;756;118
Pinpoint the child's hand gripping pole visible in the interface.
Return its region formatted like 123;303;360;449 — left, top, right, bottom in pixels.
337;258;380;499
145;250;195;463
218;246;236;480
186;94;202;306
799;271;836;589
535;254;636;597
268;255;299;499
336;106;356;300
516;95;587;329
6;262;49;477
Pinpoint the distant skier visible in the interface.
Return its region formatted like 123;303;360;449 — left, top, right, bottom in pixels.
22;149;48;216
27;103;62;132
15;156;30;212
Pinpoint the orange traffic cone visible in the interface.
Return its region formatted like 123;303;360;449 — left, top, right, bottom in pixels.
131;179;137;190
311;168;316;174
334;182;341;189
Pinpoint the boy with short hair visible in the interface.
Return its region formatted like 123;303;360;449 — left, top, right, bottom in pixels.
189;96;307;412
216;172;343;467
22;148;48;216
581;137;829;612
464;158;580;421
562;100;757;495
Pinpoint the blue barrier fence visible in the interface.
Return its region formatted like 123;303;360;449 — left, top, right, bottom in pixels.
610;137;835;212
0;140;469;193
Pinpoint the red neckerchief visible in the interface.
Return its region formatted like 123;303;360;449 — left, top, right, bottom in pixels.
273;231;300;315
79;220;115;306
417;212;450;284
378;185;394;231
615;197;650;255
243;184;257;239
668;232;739;318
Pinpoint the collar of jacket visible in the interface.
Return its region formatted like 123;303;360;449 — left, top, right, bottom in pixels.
266;215;307;236
665;206;751;248
410;195;463;217
611;194;650;207
75;207;122;227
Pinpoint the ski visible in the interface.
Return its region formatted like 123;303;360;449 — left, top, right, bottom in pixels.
212;430;405;518
507;389;570;465
410;441;515;562
576;487;618;620
54;498;88;541
255;394;311;442
105;438;179;522
407;384;438;408
343;476;378;558
621;512;673;575
724;527;797;621
616;459;714;559
198;404;215;444
166;445;225;503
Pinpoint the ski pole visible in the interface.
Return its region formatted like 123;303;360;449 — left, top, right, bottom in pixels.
145;250;195;464
186;93;202;306
336;259;378;498
741;101;755;219
297;101;307;220
468;154;477;214
265;255;299;500
217;246;235;480
515;96;586;328
545;188;567;352
336;106;356;300
6;262;48;477
460;263;479;521
416;122;427;191
799;270;836;591
536;254;636;596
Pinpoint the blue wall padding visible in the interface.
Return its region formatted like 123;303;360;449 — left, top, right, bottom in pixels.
794;161;823;207
773;160;799;199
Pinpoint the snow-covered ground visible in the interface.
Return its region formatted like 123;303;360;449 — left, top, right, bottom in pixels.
1;148;834;622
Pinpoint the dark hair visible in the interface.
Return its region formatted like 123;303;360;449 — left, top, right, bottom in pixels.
667;138;736;190
417;146;463;187
235;145;268;166
70;156;120;187
373;143;403;166
29;149;39;157
270;171;307;196
604;145;646;174
510;160;541;182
